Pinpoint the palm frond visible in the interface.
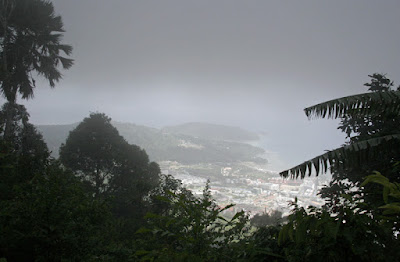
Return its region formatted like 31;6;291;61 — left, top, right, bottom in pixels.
280;134;400;178
305;91;400;119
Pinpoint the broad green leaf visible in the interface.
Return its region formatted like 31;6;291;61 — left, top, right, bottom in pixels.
305;91;400;119
136;227;152;234
220;203;235;212
230;212;243;222
379;203;400;215
281;135;400;178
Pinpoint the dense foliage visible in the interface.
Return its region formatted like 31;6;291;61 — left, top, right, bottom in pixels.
136;181;250;261
59;113;160;201
2;84;400;262
0;105;110;261
1;1;399;261
278;195;399;261
277;74;400;261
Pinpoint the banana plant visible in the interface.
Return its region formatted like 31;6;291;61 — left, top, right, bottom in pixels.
280;74;400;179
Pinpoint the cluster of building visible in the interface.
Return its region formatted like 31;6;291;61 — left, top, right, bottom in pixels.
160;161;329;217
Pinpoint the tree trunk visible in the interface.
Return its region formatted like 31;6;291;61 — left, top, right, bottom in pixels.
3;101;14;140
1;0;16;140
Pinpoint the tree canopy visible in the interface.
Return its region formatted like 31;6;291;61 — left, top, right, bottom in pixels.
0;106;111;261
0;0;73;102
59;113;160;219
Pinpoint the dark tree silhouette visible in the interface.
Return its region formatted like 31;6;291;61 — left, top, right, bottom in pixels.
0;0;73;138
59;113;160;219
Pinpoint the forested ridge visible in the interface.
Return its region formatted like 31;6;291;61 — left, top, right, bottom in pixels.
36;121;266;164
1;1;399;261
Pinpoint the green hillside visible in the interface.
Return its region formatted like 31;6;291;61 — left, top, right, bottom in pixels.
36;122;266;165
163;122;259;141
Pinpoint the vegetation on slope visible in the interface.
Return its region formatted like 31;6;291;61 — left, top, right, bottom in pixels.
1;1;399;261
37;121;266;164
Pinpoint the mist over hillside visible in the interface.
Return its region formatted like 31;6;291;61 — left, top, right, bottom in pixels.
163;122;259;141
37;122;266;165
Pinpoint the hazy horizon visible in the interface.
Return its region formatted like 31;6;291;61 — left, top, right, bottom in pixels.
3;0;400;171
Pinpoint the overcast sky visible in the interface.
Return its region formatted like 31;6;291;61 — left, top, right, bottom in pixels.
7;0;400;170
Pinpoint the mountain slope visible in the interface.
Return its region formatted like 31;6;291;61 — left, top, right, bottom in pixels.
36;122;266;165
163;122;259;141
